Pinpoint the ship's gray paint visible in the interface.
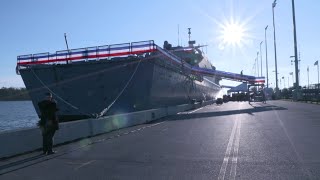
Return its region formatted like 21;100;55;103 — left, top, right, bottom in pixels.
19;51;221;121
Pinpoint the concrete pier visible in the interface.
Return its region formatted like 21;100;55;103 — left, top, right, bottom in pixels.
1;100;320;179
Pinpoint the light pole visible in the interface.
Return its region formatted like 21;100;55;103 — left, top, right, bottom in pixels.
282;76;286;89
315;60;319;89
272;0;279;95
291;0;299;89
318;62;319;89
272;70;279;88
260;41;263;77
254;58;257;76
290;72;294;86
288;76;289;88
307;66;309;89
265;25;269;88
280;79;282;89
290;55;296;86
256;58;258;76
252;61;256;76
257;51;260;76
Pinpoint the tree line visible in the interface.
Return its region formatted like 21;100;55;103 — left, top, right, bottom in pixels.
0;87;31;101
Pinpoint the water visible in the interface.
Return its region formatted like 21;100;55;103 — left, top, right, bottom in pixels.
0;101;38;132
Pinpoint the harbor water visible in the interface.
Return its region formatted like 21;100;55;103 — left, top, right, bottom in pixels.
0;101;38;132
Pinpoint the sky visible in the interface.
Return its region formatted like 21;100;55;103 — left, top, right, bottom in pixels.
1;0;320;89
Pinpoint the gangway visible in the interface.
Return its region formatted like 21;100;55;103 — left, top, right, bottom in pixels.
156;45;265;84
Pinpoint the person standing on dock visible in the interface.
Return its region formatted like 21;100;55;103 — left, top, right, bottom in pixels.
37;92;59;155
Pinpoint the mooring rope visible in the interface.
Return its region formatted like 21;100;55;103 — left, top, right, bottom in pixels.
31;68;94;117
98;59;142;118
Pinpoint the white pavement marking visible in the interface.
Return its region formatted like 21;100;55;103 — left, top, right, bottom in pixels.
74;160;96;170
218;104;242;180
161;128;168;132
188;107;203;114
218;119;238;180
150;122;164;127
230;119;241;180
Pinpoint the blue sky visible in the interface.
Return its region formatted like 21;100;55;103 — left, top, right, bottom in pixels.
1;0;320;88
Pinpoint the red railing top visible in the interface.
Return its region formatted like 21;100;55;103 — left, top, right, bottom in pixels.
17;40;156;66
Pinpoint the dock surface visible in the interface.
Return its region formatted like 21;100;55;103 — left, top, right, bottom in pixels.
1;100;320;179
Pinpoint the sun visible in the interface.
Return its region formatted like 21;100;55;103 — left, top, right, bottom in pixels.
221;22;245;46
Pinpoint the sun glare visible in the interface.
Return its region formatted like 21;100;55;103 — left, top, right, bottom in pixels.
221;22;244;46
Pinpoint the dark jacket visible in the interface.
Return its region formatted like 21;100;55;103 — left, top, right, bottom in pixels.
38;99;59;129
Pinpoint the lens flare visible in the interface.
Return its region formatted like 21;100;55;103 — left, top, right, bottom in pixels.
221;22;245;46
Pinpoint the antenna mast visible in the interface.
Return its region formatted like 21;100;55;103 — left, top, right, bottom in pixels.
188;28;191;41
64;33;70;64
187;28;196;47
64;33;70;51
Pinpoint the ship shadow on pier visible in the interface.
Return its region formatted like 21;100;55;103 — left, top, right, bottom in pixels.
167;104;288;121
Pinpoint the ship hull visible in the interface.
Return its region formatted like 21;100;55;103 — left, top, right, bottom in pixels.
20;56;220;121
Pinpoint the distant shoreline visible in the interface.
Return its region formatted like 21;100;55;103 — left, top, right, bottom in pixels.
0;100;32;101
0;87;31;101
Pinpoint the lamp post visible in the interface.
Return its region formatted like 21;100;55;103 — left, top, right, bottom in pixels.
252;61;256;76
282;76;286;89
307;66;309;89
317;63;320;89
315;60;319;89
272;0;279;95
290;72;294;86
265;25;269;88
254;58;257;76
280;79;282;89
272;70;279;88
257;51;259;77
291;0;299;89
290;55;297;86
260;41;263;77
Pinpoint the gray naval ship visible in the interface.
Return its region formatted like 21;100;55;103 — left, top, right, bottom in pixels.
16;36;221;122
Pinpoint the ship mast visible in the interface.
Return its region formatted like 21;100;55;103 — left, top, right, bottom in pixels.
188;28;195;47
64;33;70;64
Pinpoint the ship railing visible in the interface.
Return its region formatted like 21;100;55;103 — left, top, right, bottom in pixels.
16;40;156;69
